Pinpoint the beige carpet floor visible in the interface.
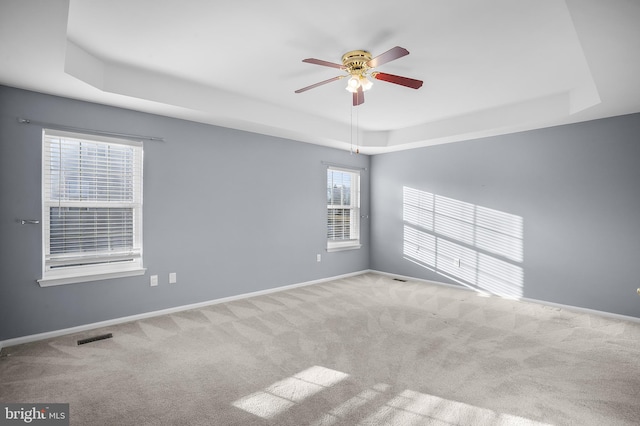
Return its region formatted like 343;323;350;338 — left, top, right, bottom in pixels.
1;273;639;425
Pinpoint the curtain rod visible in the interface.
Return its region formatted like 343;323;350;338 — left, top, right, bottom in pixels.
17;118;164;142
321;161;368;171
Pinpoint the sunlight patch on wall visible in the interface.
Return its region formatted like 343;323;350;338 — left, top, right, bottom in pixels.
232;365;349;419
403;187;524;298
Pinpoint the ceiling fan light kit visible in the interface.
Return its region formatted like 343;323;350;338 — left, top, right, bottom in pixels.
296;46;423;106
346;75;373;93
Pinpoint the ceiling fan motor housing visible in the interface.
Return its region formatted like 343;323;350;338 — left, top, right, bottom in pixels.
342;50;372;76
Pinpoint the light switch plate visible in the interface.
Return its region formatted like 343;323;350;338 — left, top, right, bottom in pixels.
169;272;177;284
150;275;158;287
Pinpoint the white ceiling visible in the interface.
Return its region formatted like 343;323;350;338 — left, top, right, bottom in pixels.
1;0;639;154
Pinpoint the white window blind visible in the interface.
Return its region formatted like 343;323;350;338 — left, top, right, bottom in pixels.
40;129;144;286
327;167;361;251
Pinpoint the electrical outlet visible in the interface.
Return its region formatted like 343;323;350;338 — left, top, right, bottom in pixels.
150;275;158;287
169;272;177;284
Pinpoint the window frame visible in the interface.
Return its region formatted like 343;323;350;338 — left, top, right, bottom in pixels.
326;166;361;252
38;129;145;287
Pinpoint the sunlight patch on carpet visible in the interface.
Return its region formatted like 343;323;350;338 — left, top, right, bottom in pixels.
310;383;391;426
232;365;349;419
363;389;553;426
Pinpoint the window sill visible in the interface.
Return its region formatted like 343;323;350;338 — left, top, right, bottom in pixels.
38;267;147;287
327;243;362;253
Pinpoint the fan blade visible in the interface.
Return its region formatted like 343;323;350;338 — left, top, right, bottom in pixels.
353;86;364;106
302;58;346;70
372;72;423;89
295;76;344;93
367;46;409;68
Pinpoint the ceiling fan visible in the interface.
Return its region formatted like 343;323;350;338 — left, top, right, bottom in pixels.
295;46;423;106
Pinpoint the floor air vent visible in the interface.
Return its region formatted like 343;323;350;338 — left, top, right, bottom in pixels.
393;278;407;282
77;333;113;346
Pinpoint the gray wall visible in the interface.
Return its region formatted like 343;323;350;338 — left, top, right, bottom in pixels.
2;84;639;343
0;86;370;341
371;113;640;318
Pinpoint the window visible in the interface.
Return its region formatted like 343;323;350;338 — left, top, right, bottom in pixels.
327;167;361;251
39;129;144;286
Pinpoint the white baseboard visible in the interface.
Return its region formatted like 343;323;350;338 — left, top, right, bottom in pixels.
371;269;640;324
0;270;370;351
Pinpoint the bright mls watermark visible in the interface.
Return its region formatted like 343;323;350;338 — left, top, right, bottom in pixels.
1;404;68;425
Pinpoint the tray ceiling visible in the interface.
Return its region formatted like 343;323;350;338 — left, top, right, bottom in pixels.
1;0;639;153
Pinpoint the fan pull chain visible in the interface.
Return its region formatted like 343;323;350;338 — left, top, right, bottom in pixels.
356;106;360;154
350;104;354;154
